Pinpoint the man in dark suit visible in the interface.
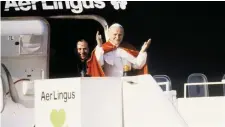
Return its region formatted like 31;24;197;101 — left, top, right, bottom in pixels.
75;39;90;77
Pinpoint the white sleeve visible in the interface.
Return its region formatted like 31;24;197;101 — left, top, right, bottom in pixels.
94;45;104;66
120;49;147;69
132;52;147;69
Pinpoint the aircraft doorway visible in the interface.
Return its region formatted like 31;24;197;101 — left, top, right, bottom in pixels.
47;18;106;78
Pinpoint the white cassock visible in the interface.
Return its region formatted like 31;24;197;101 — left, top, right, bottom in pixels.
95;45;147;77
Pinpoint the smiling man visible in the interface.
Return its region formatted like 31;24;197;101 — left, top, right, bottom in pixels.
75;39;90;77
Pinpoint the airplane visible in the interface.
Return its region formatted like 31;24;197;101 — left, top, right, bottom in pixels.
1;1;225;127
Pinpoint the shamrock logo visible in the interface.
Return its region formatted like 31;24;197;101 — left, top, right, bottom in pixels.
50;109;66;127
111;1;127;10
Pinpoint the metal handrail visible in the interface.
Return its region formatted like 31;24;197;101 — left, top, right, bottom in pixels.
1;63;34;108
184;81;225;98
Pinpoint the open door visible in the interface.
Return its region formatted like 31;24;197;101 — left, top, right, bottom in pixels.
1;15;109;127
1;17;50;80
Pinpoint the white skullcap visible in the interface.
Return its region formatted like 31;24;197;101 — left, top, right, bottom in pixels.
109;23;123;29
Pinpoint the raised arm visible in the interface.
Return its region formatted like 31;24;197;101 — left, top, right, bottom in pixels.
94;31;104;66
120;39;151;69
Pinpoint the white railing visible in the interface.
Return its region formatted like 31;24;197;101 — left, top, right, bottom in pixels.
157;82;177;108
184;80;225;98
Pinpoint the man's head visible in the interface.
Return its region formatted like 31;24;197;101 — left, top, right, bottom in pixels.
76;39;89;61
108;23;124;47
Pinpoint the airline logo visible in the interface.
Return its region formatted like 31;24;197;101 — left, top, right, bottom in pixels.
4;1;128;14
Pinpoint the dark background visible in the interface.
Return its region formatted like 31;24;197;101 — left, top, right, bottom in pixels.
2;1;225;97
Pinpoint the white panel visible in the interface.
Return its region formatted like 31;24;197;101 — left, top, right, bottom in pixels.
20;34;43;55
1;57;47;80
35;78;81;127
1;97;34;127
22;81;34;96
1;20;47;35
34;77;123;127
81;77;123;127
123;75;188;127
1;35;21;57
1;34;46;57
178;97;225;127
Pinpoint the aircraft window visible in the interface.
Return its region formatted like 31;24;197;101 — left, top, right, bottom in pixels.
19;34;43;55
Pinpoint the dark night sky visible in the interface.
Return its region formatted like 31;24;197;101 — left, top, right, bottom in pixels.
2;1;225;97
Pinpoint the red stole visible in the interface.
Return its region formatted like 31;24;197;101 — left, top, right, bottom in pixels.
87;42;148;77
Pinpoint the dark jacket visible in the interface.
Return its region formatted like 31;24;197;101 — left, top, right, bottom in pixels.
76;59;89;77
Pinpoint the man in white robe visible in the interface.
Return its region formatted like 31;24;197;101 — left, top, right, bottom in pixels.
87;23;151;77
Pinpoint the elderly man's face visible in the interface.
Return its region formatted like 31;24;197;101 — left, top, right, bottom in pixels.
77;41;89;61
109;27;124;46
